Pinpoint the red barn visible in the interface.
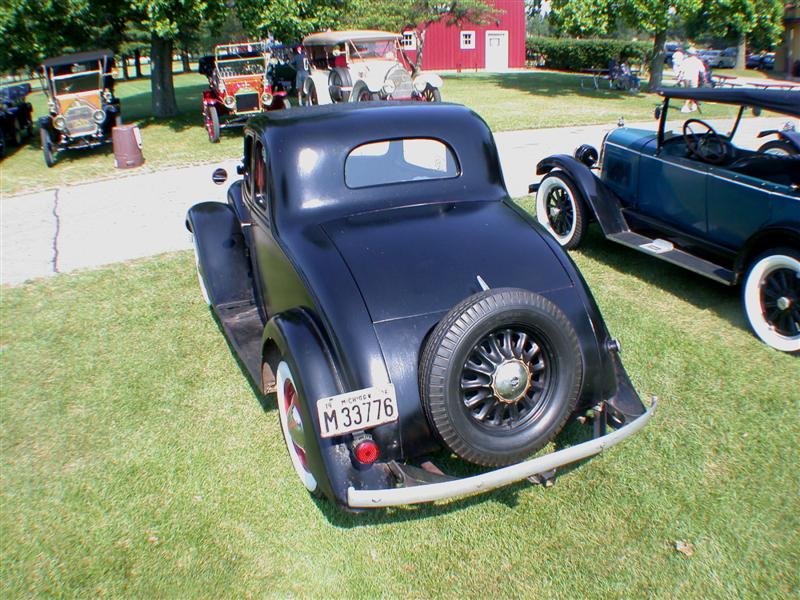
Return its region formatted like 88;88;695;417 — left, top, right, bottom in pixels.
402;0;526;72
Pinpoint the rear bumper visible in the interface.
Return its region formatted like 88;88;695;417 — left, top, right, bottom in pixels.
347;398;655;508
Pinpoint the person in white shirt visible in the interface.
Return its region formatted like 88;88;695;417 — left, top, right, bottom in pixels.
671;48;685;79
677;48;706;112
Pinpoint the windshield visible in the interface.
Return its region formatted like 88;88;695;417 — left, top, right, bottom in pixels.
216;57;266;77
53;71;101;95
349;40;398;60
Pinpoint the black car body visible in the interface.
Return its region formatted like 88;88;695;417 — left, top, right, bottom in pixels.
532;88;800;353
187;102;653;510
38;49;121;167
0;83;34;158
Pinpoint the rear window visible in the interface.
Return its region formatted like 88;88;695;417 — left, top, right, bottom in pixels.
345;138;459;188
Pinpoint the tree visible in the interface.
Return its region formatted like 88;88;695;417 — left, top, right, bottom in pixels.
340;0;501;71
686;0;784;67
130;0;225;117
549;0;615;38
237;0;346;42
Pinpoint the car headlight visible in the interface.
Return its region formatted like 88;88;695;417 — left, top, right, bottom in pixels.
224;95;235;107
93;109;106;123
413;78;427;93
53;115;66;130
261;92;273;105
382;80;396;95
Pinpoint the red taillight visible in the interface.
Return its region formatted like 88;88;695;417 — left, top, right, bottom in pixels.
354;439;379;465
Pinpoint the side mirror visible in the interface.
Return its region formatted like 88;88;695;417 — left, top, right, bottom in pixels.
654;105;662;120
212;167;228;185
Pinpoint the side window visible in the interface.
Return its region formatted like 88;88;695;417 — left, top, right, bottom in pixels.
252;141;268;209
242;133;253;199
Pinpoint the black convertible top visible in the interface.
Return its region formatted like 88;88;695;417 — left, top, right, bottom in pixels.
659;87;800;117
42;49;114;68
0;83;31;103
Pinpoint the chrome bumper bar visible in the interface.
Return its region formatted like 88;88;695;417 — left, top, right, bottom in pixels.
347;399;656;508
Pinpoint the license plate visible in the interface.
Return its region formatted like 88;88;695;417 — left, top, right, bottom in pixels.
316;384;398;438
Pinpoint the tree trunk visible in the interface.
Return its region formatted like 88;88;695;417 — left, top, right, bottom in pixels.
134;49;142;78
414;28;427;72
150;34;179;118
736;32;746;70
647;29;667;92
121;55;130;80
181;49;191;72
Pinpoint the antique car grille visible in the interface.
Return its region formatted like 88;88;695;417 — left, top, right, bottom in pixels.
387;67;413;99
64;102;96;137
235;92;260;113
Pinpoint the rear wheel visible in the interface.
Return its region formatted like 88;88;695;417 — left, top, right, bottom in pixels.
40;127;55;168
275;360;320;495
743;248;800;353
12;119;22;145
353;83;378;102
190;233;210;306
535;172;588;249
205;105;220;143
758;139;797;156
419;288;582;467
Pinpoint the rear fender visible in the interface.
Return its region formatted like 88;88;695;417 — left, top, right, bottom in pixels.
735;225;800;282
263;310;396;509
185;201;253;307
536;154;628;236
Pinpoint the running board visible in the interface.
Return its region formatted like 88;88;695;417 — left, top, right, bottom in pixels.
607;232;735;285
215;300;264;386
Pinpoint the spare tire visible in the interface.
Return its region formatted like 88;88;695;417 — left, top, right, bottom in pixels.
419;288;583;467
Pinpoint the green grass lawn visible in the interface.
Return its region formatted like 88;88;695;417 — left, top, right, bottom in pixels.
2;205;798;597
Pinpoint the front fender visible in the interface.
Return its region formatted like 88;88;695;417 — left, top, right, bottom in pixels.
536;154;628;236
263;310;396;509
413;72;443;89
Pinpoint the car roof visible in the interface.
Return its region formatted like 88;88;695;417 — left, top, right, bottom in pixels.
303;30;401;46
42;49;114;68
658;87;800;118
246;102;507;226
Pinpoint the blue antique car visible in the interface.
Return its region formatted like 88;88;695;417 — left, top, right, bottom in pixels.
0;83;34;158
532;88;800;353
186;102;654;511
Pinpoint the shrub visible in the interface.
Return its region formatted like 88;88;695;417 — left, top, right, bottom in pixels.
527;38;653;72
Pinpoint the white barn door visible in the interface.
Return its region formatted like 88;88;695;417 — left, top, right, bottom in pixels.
485;30;509;72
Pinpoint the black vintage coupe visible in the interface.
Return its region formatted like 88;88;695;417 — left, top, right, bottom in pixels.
0;83;34;158
187;102;654;510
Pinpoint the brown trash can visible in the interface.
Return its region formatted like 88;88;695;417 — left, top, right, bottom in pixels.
112;124;144;169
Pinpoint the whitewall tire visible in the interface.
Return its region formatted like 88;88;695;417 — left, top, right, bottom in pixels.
535;172;588;249
743;249;800;353
276;361;319;493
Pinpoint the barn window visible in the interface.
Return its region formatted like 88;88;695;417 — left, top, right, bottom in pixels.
402;32;417;50
460;31;475;50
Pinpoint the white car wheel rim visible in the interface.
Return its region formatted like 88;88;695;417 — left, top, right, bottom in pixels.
191;234;211;305
536;176;577;245
744;254;800;352
276;362;318;492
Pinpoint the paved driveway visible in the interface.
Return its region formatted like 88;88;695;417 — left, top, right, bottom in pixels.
0;116;791;285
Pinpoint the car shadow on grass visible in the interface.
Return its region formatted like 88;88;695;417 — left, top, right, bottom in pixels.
576;226;748;335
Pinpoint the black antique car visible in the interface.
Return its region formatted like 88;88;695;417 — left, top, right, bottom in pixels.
38;49;121;167
187;102;654;510
532;88;799;353
0;83;34;158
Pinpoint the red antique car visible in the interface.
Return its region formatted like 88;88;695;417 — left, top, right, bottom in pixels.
198;41;290;143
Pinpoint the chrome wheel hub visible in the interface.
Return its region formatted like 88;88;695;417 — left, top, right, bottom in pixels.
491;359;531;403
777;296;791;311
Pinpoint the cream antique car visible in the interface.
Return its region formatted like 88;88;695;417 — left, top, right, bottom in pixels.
300;30;442;105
